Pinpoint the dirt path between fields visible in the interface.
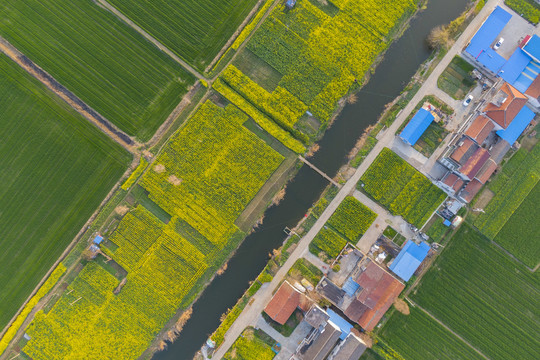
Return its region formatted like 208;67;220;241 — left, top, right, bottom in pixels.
406;298;491;360
0;36;139;154
95;0;206;81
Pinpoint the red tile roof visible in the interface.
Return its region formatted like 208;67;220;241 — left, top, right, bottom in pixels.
475;158;497;184
453;178;465;192
460;179;484;203
264;281;308;325
484;83;528;129
465;115;495;144
443;173;459;187
451;137;475;164
525;75;540;99
344;261;404;331
460;147;490;179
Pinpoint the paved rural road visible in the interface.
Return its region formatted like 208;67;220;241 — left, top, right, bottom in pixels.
211;1;501;358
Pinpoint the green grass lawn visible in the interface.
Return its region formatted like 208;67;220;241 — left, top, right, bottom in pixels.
410;224;540;360
380;307;485;360
107;0;259;70
0;54;130;330
225;327;276;360
0;0;194;141
425;216;449;243
437;56;475;100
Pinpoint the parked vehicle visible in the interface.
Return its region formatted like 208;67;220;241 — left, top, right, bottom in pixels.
493;37;504;50
463;94;474;106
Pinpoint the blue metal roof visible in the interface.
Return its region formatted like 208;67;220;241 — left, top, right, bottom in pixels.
400;108;434;146
327;309;353;340
523;34;540;61
496;106;535;145
500;49;531;84
93;235;103;245
342;277;360;297
443;219;452;227
465;6;511;59
389;240;430;282
476;48;507;73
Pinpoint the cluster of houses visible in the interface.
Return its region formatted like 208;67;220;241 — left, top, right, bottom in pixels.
438;6;538;203
263;241;430;359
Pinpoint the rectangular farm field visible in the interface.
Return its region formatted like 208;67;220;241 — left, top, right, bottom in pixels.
380;307;485;360
0;54;130;330
0;0;194;141
106;0;259;70
359;148;446;227
411;224;540;360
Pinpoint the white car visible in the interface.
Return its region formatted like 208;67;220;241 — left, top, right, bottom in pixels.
463;95;474;107
493;37;504;50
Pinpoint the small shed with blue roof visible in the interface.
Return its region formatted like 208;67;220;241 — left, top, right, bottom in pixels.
93;235;104;245
399;108;434;146
327;308;353;340
389;240;430;281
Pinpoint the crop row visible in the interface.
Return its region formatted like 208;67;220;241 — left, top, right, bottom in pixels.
0;0;194;140
494;182;540;267
0;54;130;330
359;148;446;227
246;0;415;124
121;158;149;190
380;307;485;360
24;207;210;359
411;224;540;360
220;65;308;129
311;228;347;258
327;196;377;241
213;79;306;153
475;144;540;240
0;264;66;356
140;101;285;242
107;0;259;69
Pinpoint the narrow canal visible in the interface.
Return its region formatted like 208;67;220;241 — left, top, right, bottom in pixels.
154;0;470;358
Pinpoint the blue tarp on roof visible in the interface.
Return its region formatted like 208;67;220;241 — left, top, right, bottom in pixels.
443;219;452;227
93;235;103;245
476;48;507;73
400;108;434;146
389;240;430;281
342;277;360;297
500;49;531;84
496;106;535;145
523;34;540;61
327;309;353;340
465;6;511;58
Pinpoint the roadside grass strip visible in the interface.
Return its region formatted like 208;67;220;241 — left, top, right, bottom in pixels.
0;0;195;141
0;54;130;330
359;148;446;227
411;224;540;360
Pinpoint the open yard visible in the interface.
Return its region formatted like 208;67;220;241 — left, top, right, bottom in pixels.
437;56;475;99
474;143;540;267
0;0;194;141
106;0;259;70
0;54;130;330
410;224;540;360
359;148;447;227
